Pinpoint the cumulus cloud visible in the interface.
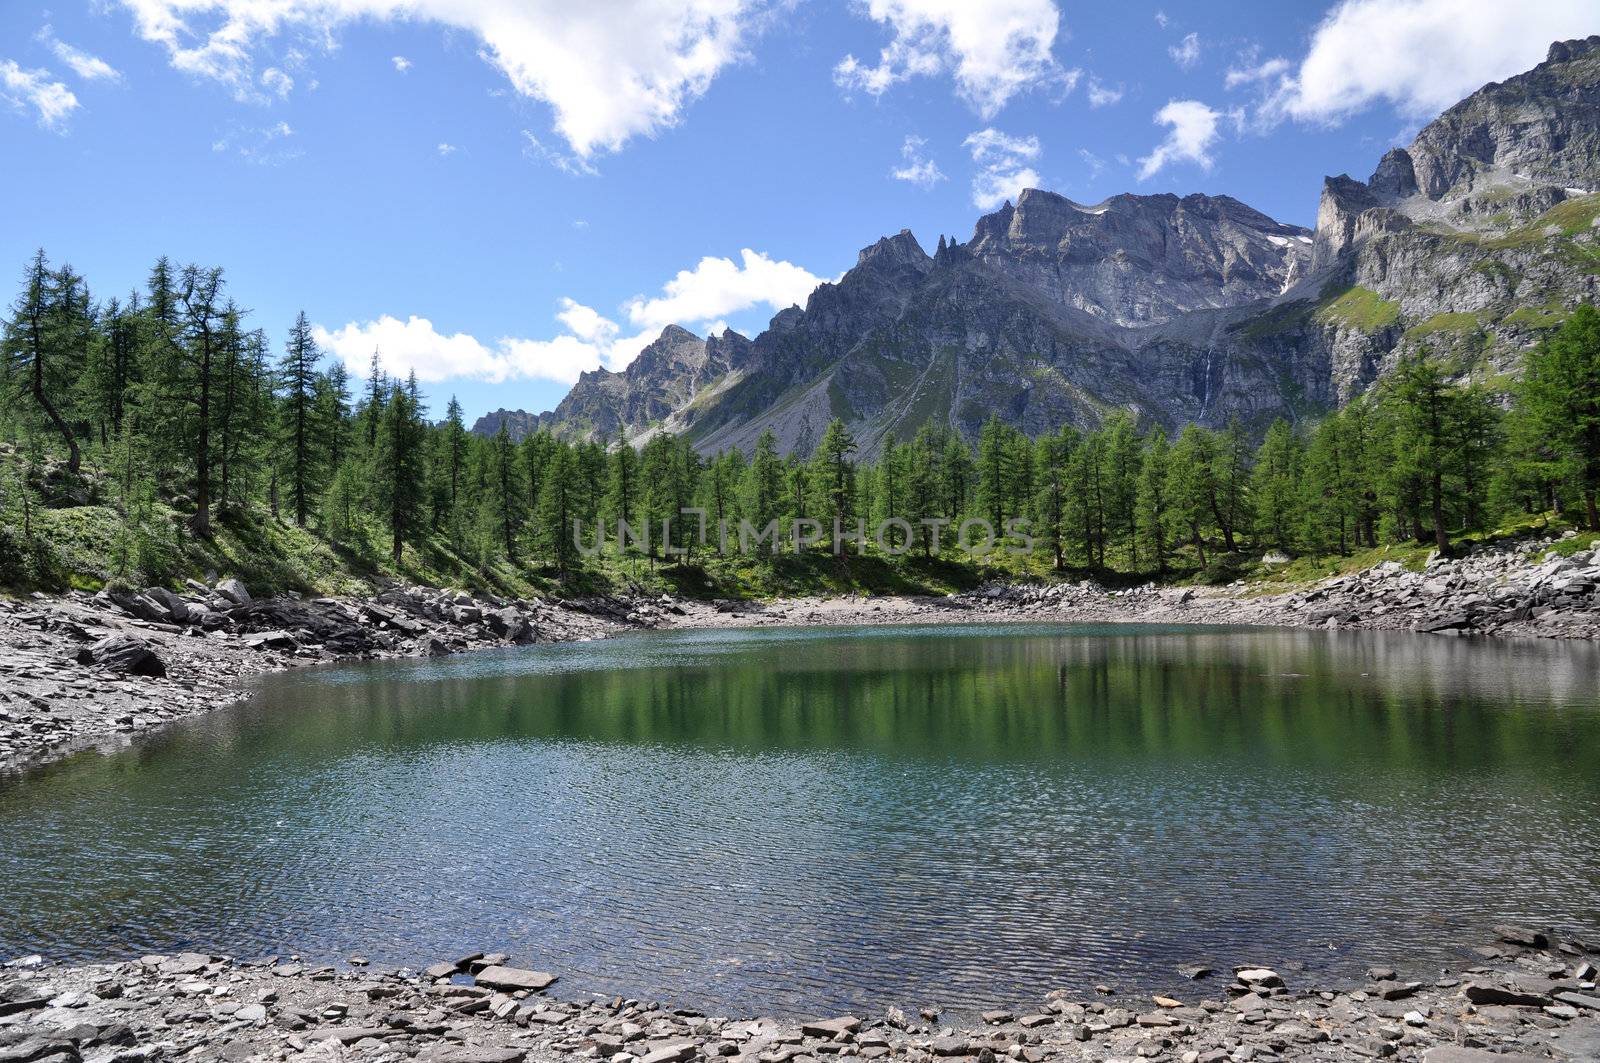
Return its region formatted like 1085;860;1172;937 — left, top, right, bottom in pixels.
890;134;945;188
39;29;121;82
964;127;1041;210
0;60;79;128
624;250;826;336
114;0;774;157
314;249;827;386
1168;32;1201;70
391;55;411;72
1237;0;1597;124
1137;100;1234;180
834;0;1065;117
436;142;457;156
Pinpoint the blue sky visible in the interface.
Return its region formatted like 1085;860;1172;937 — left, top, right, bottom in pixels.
1;0;1594;422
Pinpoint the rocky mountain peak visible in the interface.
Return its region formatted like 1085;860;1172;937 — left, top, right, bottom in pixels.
855;229;931;271
1312;33;1600;268
967;186;1311;327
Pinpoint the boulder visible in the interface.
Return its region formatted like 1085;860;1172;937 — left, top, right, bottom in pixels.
215;578;252;605
144;587;191;623
75;634;166;677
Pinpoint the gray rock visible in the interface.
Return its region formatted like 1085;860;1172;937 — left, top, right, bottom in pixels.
472;967;556;993
215;579;252;605
74;635;166;678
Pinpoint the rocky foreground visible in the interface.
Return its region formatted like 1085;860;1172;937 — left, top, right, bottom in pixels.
676;533;1600;641
0;581;671;774
4;531;1600;774
2;925;1597;1063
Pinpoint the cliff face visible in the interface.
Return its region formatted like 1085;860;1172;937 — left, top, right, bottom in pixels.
479;37;1600;456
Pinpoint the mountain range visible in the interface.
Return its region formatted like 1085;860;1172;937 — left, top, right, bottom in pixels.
473;36;1600;459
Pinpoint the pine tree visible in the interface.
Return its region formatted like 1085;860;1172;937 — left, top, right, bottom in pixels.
176;264;227;537
1384;351;1461;555
1250;419;1302;552
1031;427;1074;570
1520;304;1600;528
1;250;83;472
1135;428;1172;575
279;311;321;525
1211;416;1252;552
375;381;426;564
810;417;857;529
488;423;523;560
536;443;580;574
1102;413;1143;567
742;430;785;535
1168;425;1218;569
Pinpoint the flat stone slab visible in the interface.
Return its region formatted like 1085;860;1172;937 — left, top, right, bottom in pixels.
472;966;555;992
801;1016;862;1038
1421;1049;1548;1063
1463;982;1550;1007
303;1027;390;1044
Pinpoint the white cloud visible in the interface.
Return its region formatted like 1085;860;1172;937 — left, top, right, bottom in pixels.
522;129;596;176
114;0;773;157
0;60;79;128
260;66;293;97
315;315;516;383
1168;32;1201;70
1224;55;1289;90
391;55;411;72
624;249;827;336
890;134;945;188
315;248;827;386
964;127;1040;209
436;142;457;156
834;0;1064;117
1085;76;1122;107
1137;99;1232;180
211;119;300;164
1154;10;1169;28
40;29;121;82
1244;0;1597;124
1078;147;1104;180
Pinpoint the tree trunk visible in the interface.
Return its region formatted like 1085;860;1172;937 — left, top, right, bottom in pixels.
32;360;80;474
1586;489;1599;532
1430;471;1450;556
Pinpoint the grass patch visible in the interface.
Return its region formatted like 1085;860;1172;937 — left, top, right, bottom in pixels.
1500;304;1570;330
1315;285;1401;331
1403;311;1485;339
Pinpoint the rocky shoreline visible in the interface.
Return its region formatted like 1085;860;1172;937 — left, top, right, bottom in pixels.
4;531;1600;775
2;924;1596;1063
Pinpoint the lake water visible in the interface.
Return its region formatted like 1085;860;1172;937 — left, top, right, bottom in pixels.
2;623;1598;1013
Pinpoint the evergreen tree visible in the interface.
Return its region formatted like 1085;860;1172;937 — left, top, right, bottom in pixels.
810;417;857;529
2;250;83;472
375;381;426;564
1384;351;1462;554
1250;419;1302;552
1135;428;1172;575
1168;425;1218;568
487;424;524;560
743;430;785;534
1520;304;1600;528
279;310;321;526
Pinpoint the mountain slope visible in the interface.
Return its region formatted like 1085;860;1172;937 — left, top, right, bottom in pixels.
479;35;1600;456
